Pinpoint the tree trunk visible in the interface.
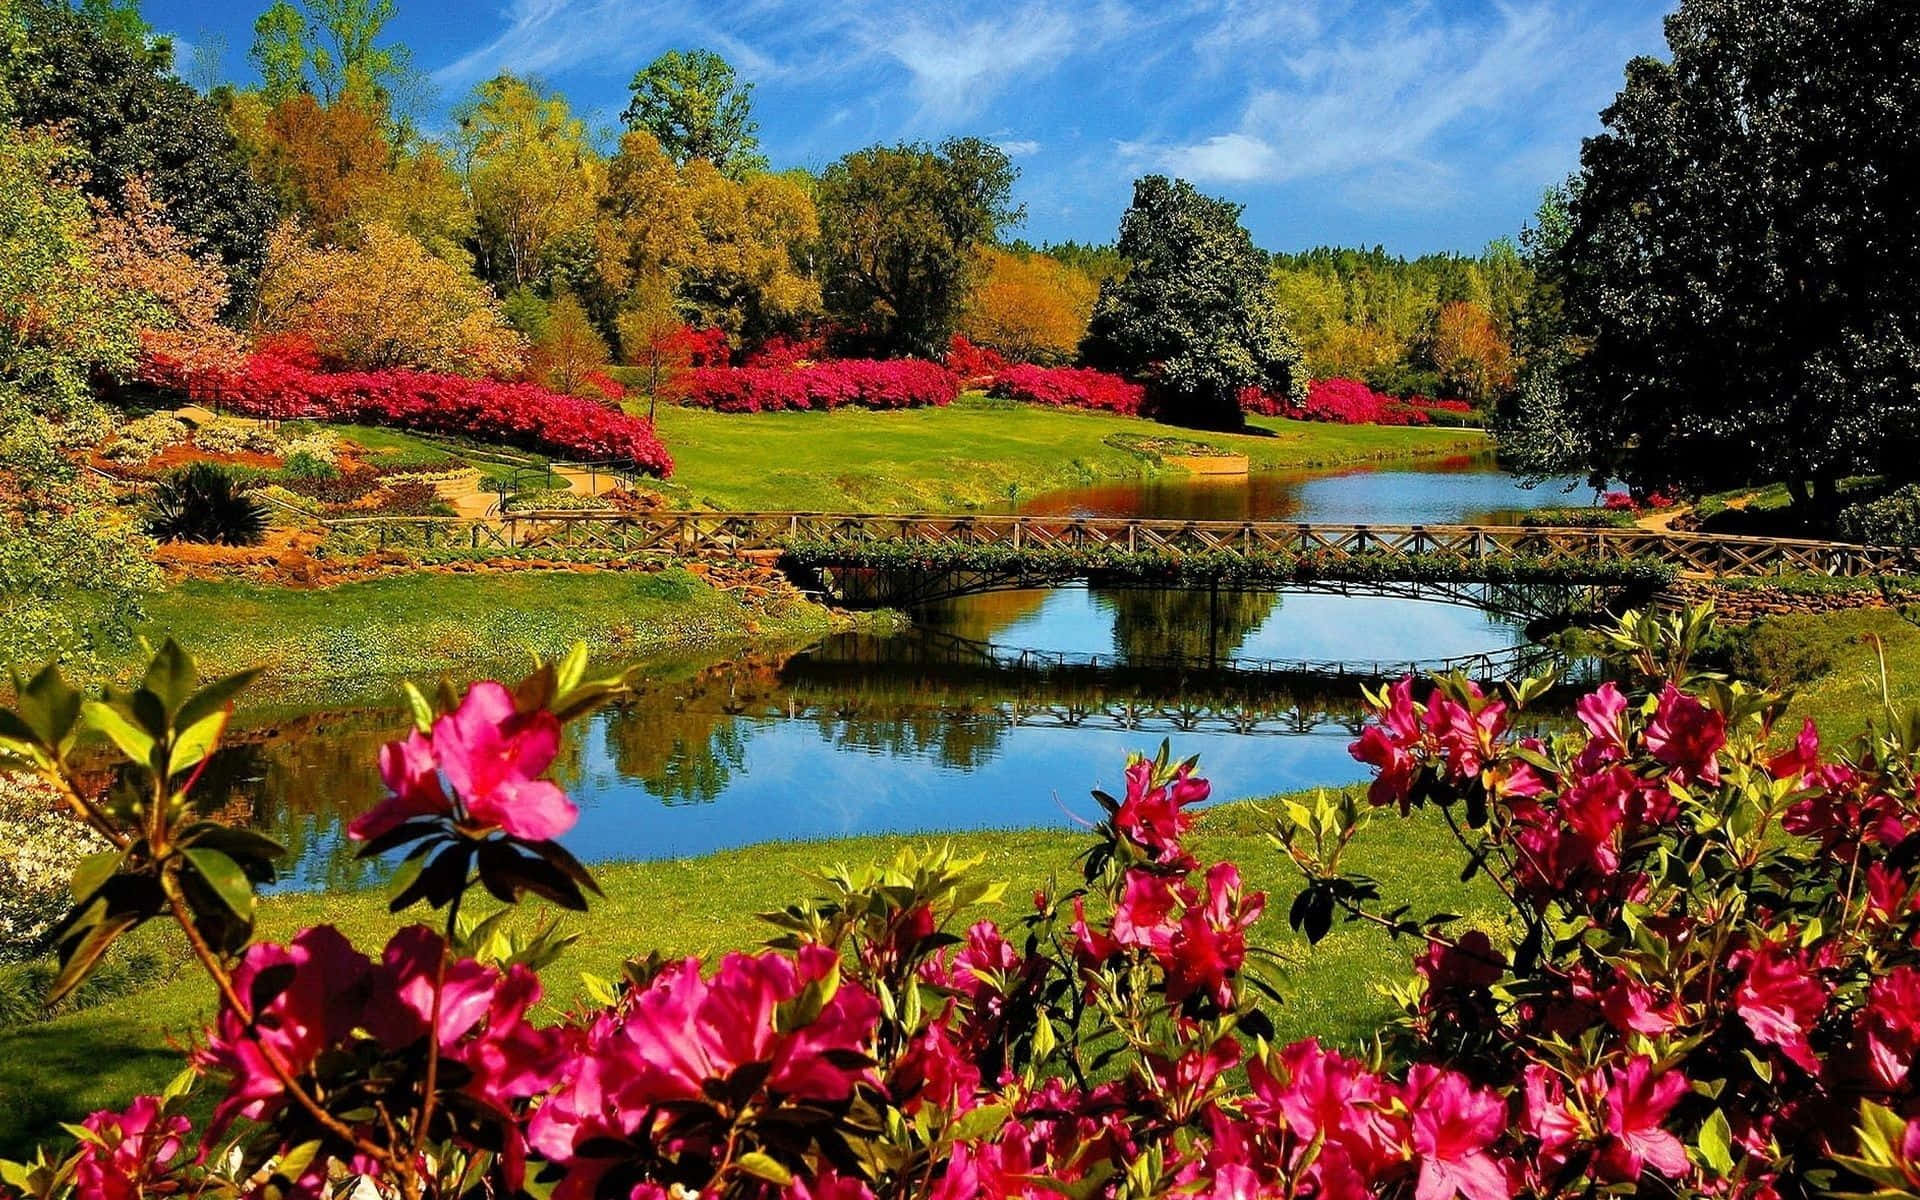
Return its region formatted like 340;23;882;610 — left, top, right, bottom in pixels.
1786;477;1812;509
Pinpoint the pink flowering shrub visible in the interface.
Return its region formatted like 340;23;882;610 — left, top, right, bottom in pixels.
143;346;673;476
1242;378;1435;425
989;364;1147;415
5;606;1920;1199
673;359;961;413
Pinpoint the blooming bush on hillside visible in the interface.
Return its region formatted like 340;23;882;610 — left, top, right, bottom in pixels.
145;344;673;476
5;607;1920;1199
1291;378;1433;425
673;359;960;412
989;364;1147;415
944;335;1008;386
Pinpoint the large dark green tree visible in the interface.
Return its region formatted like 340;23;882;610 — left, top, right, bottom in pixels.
2;0;275;305
1081;175;1306;431
1550;0;1920;508
817;137;1022;358
622;49;766;179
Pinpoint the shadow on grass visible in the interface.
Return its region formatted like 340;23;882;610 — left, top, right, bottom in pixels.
0;1020;190;1157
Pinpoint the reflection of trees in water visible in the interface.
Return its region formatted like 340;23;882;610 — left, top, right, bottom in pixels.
1091;587;1282;664
911;590;1051;643
602;702;751;807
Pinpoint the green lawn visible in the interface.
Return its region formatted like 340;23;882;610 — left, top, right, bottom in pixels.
1728;607;1920;741
0;794;1493;1155
114;569;835;695
646;397;1487;512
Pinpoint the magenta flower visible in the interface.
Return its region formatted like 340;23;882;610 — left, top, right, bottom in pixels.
1733;937;1829;1072
1595;1057;1691;1181
350;680;578;844
1646;684;1726;786
1406;1065;1513;1200
431;681;578;840
1113;758;1209;865
74;1096;193;1200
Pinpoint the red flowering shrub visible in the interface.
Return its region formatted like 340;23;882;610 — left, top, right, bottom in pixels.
671;324;733;368
745;332;829;369
146;348;672;476
944;335;1008;387
674;359;961;413
989;364;1147;415
8;607;1920;1199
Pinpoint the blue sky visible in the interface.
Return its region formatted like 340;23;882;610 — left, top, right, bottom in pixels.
148;0;1678;255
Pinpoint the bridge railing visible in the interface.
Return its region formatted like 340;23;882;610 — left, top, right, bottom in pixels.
317;510;1919;579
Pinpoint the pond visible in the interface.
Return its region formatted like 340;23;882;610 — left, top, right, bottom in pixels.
219;452;1586;892
1022;449;1597;525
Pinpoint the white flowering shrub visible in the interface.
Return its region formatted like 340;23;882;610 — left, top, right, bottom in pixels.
102;413;188;463
0;772;107;963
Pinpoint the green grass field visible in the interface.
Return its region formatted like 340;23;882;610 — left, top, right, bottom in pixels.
111;569;835;694
646;397;1486;512
0;793;1492;1155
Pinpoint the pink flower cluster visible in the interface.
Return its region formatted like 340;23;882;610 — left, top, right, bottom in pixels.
196;924;563;1187
39;644;1920;1200
530;944;883;1198
672;359;961;412
988;364;1147;415
1292;378;1434;425
143;346;673;476
351;679;579;844
1603;490;1678;511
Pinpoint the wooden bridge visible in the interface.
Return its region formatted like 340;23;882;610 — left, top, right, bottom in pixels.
327;509;1912;580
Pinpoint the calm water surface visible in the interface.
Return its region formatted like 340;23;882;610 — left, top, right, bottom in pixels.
1023;450;1596;525
229;456;1580;890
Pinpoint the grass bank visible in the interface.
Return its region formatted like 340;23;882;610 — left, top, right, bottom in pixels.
1718;606;1920;741
0;794;1493;1155
647;397;1487;512
107;570;839;697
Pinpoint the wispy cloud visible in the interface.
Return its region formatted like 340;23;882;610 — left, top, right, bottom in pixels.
1118;0;1643;206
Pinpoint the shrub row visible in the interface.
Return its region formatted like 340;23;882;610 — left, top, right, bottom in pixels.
781;538;1680;588
1838;483;1920;546
143;349;674;477
671;359;960;413
986;363;1147;415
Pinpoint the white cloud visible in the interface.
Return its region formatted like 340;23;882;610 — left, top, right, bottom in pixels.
1124;131;1277;182
1117;0;1628;203
997;138;1042;157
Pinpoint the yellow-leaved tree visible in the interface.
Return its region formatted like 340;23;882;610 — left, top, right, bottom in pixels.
255;220;524;376
959;248;1097;364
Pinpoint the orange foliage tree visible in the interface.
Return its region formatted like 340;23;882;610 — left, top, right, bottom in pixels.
255;220;523;376
528;290;609;395
1428;300;1514;403
88;177;246;376
959;248;1097;364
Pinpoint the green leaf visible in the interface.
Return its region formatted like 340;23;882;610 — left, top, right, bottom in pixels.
173;669;261;734
49;909;141;1004
735;1152;794;1187
182;847;255;923
1697;1107;1734;1175
168;707;230;779
69;850;122;906
82;701;155;766
15;664;82;755
401;681;435;735
141;640;197;715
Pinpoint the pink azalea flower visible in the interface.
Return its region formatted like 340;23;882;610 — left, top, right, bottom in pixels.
1111;870;1181;950
1601;975;1681;1036
1861;966;1920;1091
787;1169;880;1199
1406;1065;1513;1200
348;729;450;841
1576;683;1629;753
1733;938;1829;1072
1646;684;1726;786
431;681;578;840
74;1097;193;1200
1595;1057;1691;1181
1113;759;1209;865
196;925;374;1134
1416;930;1505;993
